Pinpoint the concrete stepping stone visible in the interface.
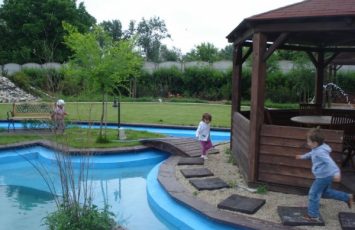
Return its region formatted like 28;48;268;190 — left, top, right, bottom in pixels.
189;177;229;190
180;168;214;178
217;194;265;214
277;206;325;226
178;157;204;165
339;212;355;230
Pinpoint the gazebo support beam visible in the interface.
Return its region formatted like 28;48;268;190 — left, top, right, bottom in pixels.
241;47;253;64
230;45;243;149
249;33;267;183
263;33;289;61
231;45;243;114
315;51;325;105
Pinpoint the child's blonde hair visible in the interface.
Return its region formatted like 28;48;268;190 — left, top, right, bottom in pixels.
307;128;324;145
202;113;212;122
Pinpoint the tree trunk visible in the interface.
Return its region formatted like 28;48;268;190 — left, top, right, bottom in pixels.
99;92;105;138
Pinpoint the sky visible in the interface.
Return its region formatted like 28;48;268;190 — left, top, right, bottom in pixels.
80;0;303;54
0;0;303;54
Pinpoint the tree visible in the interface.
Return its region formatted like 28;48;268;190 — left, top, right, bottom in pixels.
219;44;233;60
123;20;136;40
99;19;123;41
0;0;95;63
184;42;219;63
63;23;142;140
136;16;170;62
160;45;182;61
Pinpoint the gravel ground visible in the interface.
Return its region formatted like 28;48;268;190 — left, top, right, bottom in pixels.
175;143;353;230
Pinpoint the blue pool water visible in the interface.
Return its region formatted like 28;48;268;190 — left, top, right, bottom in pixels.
0;122;235;229
0;121;230;143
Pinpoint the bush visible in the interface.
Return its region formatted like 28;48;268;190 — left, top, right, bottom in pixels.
10;72;31;92
336;72;355;93
10;68;64;95
45;203;116;230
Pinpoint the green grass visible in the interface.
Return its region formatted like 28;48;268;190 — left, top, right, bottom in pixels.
0;102;233;128
0;127;165;148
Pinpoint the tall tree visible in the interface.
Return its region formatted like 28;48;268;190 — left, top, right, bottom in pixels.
0;0;95;63
184;42;220;63
160;45;182;61
63;23;142;140
136;16;170;62
219;44;233;60
123;20;136;40
99;19;123;41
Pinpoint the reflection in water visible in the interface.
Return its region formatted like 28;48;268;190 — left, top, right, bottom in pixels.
4;185;55;210
0;146;171;230
0;185;56;229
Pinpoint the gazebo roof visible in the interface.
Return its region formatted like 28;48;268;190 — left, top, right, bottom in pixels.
227;0;355;52
249;0;355;20
331;52;355;65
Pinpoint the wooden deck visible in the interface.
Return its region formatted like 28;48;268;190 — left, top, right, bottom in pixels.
140;137;202;157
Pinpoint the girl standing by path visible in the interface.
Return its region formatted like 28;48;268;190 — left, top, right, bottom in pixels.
196;113;212;160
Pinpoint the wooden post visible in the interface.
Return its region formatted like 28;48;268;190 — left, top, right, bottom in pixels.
231;45;243;114
248;33;267;183
315;51;325;105
230;44;243;149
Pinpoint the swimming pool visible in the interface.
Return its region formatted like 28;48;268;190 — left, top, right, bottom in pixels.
0;121;230;143
0;122;235;229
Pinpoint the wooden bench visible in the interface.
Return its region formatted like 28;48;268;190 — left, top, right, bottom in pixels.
7;102;54;131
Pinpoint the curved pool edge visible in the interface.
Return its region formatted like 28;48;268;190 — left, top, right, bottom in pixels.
0;139;149;154
147;163;238;230
156;156;294;230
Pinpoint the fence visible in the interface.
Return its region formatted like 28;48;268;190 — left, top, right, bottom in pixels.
2;60;355;76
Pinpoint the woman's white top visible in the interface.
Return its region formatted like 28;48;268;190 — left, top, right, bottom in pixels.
196;121;210;141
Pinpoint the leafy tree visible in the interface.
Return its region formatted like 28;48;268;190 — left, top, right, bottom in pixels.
136;16;171;62
219;44;233;60
63;23;142;140
123;20;136;40
0;0;95;63
160;45;182;61
184;42;219;63
99;19;123;41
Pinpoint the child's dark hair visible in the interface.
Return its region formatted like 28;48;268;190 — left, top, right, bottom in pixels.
307;128;324;145
202;113;212;121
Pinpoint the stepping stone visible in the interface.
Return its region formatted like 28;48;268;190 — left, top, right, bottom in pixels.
217;194;265;214
277;206;325;226
180;168;214;178
339;212;355;230
178;157;204;165
189;177;229;190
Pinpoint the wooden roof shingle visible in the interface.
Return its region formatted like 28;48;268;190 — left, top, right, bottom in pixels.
249;0;355;20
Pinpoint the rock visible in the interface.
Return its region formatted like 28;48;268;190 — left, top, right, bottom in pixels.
0;76;38;103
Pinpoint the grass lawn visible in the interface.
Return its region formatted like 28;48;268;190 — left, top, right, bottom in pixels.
0;127;165;148
0;102;233;128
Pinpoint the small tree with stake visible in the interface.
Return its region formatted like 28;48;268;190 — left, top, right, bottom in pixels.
63;22;142;142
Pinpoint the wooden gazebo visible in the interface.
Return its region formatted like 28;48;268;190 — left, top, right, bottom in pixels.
226;0;355;192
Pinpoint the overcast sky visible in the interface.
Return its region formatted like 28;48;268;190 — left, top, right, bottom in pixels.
80;0;302;53
0;0;303;54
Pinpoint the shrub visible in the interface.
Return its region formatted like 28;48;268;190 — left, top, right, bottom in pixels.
10;72;31;92
45;203;116;230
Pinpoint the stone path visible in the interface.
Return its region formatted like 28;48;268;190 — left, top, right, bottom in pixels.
141;137;355;228
339;212;355;230
277;206;325;226
218;194;266;214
